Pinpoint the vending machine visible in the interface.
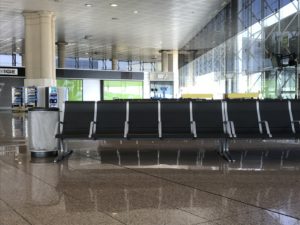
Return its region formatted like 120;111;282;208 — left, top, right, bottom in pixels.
37;87;68;109
46;86;59;108
11;87;25;110
37;87;58;108
24;86;38;108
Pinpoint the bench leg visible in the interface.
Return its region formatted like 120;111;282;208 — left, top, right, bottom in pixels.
218;139;234;163
196;148;205;166
54;139;73;163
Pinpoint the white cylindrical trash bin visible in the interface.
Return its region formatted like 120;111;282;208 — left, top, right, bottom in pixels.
28;108;59;157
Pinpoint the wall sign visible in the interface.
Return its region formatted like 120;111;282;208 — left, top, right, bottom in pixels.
0;68;18;76
150;72;174;81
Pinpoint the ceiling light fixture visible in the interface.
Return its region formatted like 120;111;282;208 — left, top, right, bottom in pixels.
110;3;118;7
133;10;138;14
85;3;92;7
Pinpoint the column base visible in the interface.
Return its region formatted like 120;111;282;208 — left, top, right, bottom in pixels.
24;79;56;87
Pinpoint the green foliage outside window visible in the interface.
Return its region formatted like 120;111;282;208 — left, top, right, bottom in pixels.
57;79;83;101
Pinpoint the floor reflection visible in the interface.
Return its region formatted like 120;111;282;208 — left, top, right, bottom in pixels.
0;111;27;145
65;140;300;172
0;112;300;224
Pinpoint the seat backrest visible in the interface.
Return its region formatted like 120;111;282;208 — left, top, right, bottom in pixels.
192;100;224;135
129;101;158;134
160;100;191;134
289;99;300;133
259;100;291;133
290;100;300;121
226;100;259;134
62;101;95;135
96;101;126;134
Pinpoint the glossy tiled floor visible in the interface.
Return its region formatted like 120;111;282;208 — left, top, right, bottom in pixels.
1;111;300;225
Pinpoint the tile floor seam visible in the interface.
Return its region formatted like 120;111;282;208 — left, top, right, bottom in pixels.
0;158;128;225
70;156;267;224
195;209;256;225
0;158;57;189
180;206;256;224
77;153;300;221
72;152;217;223
73;153;256;223
66;157;212;224
174;207;214;222
2;150;299;224
123;165;300;221
0;198;33;225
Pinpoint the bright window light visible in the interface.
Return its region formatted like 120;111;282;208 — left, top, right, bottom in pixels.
280;1;298;20
264;13;279;27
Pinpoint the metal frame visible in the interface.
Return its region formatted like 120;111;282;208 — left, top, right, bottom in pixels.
158;101;162;138
179;0;300;99
189;101;197;138
75;56;79;69
124;101;129;138
128;60;133;71
54;121;73;163
89;57;94;69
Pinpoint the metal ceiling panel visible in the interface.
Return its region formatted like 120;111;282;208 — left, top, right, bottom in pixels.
0;0;229;62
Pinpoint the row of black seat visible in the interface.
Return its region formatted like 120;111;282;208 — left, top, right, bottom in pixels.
55;99;300;141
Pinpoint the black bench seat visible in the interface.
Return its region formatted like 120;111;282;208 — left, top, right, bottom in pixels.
127;101;160;139
92;101;127;139
56;101;95;139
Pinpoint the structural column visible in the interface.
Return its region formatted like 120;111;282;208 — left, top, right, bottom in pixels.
57;42;67;68
112;58;118;70
161;50;169;73
160;50;180;98
112;45;118;70
23;11;56;87
188;52;195;87
21;54;25;67
173;50;179;98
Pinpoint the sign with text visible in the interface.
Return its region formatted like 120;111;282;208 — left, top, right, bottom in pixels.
150;72;173;81
0;68;18;76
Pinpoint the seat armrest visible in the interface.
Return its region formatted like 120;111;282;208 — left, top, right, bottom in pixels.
124;121;129;138
54;121;64;138
228;121;236;138
292;120;300;125
158;121;162;138
190;121;197;138
259;120;272;138
291;120;300;133
223;121;233;138
89;121;96;138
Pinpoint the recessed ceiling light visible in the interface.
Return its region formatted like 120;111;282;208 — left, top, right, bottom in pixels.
85;52;89;55
133;10;138;14
16;47;20;50
110;3;118;7
85;3;92;7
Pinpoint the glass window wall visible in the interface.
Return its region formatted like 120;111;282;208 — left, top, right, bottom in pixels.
57;79;83;101
103;80;143;100
179;0;300;99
